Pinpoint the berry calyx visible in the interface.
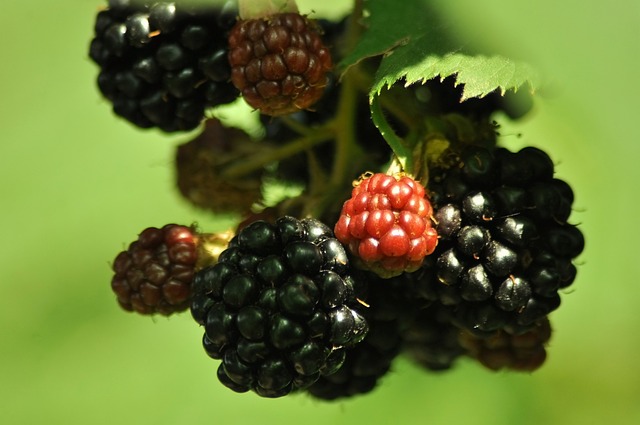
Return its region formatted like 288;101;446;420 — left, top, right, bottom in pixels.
334;173;438;278
227;12;333;116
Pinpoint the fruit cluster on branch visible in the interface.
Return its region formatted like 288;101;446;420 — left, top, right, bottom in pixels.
93;0;584;401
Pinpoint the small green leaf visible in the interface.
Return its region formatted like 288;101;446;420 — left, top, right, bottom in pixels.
340;0;541;102
373;50;541;101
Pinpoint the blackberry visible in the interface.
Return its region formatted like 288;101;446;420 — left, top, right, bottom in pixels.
190;216;369;397
89;1;239;132
306;319;400;400
227;12;333;116
175;118;263;214
420;146;584;335
307;270;423;400
111;224;197;315
459;317;552;371
334;173;439;278
401;304;467;371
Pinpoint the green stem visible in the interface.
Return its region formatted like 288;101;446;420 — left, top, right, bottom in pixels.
329;76;359;189
307;3;365;218
370;95;414;174
349;64;419;129
221;127;334;179
280;115;315;136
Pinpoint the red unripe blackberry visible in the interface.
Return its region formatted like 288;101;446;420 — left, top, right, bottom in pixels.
227;12;333;116
334;173;438;278
111;224;198;315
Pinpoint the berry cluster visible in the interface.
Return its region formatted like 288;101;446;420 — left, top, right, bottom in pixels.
111;224;197;315
95;1;585;403
89;0;239;131
228;12;333;116
422;146;584;336
334;173;439;278
190;216;368;397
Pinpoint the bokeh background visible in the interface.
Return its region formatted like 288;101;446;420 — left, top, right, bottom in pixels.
1;0;638;424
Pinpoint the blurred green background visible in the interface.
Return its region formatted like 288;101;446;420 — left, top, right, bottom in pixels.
1;0;638;424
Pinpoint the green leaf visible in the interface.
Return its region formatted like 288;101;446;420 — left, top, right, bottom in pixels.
340;0;541;101
339;0;456;74
373;49;542;101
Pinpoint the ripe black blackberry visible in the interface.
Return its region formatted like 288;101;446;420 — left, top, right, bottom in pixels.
419;146;584;335
401;304;467;371
307;270;424;400
190;216;369;398
305;319;400;400
89;1;239;132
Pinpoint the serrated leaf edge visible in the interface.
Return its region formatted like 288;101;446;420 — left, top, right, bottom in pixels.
371;52;541;102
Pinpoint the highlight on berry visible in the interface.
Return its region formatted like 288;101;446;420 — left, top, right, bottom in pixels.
95;0;585;402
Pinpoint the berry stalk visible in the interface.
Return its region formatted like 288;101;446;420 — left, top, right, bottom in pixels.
220;125;335;179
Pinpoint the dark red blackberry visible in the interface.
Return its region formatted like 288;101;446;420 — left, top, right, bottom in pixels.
419;146;584;335
190;216;369;397
111;224;198;315
459;317;552;371
89;1;239;132
227;12;333;116
334;173;439;278
175;118;264;214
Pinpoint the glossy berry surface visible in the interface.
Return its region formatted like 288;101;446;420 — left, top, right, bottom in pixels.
420;146;584;335
307;270;422;400
190;216;368;397
111;224;197;315
227;12;333;116
334;173;438;278
89;1;239;132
